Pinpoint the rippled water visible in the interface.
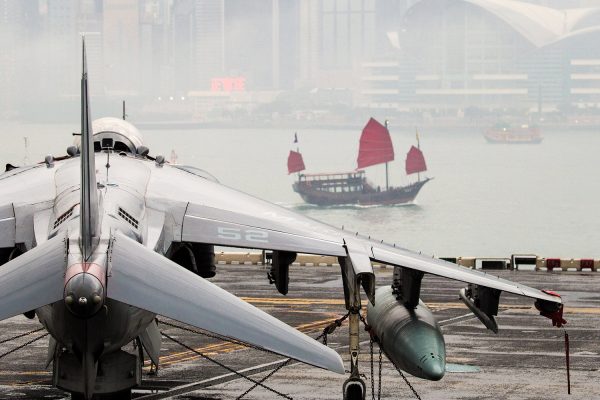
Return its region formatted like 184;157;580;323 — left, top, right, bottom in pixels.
1;122;599;258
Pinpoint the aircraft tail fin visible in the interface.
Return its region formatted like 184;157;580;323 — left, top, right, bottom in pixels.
80;37;99;260
107;231;344;374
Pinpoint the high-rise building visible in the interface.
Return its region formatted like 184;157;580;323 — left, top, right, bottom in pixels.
298;0;376;88
296;0;406;91
277;1;301;90
170;0;302;93
103;0;140;95
138;0;172;96
171;0;225;92
223;0;301;90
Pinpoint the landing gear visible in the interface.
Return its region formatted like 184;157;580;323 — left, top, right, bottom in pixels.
339;254;369;400
342;309;366;400
57;349;138;400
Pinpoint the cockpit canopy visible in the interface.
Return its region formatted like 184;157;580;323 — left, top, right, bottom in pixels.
75;117;144;154
92;117;144;153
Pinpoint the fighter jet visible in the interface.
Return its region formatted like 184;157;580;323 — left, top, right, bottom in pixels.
0;40;564;399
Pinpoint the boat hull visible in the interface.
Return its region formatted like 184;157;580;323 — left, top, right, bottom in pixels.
484;135;543;144
484;127;543;144
293;178;430;206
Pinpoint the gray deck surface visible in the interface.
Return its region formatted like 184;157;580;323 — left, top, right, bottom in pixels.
0;265;598;399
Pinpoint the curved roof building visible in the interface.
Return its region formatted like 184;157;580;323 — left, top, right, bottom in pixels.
400;0;600;54
408;0;600;48
362;0;600;111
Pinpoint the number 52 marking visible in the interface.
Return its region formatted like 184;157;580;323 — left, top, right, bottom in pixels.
217;227;269;243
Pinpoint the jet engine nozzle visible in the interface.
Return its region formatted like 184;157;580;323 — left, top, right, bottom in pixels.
64;264;105;318
367;286;446;381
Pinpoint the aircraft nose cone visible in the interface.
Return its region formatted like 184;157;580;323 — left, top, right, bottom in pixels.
64;272;104;318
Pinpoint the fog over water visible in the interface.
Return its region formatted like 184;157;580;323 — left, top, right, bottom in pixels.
3;1;600;260
2;121;599;258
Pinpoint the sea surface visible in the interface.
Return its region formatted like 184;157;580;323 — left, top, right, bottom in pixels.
1;121;599;258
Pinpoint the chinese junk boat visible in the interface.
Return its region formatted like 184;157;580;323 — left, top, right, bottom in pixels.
484;123;543;144
288;118;431;206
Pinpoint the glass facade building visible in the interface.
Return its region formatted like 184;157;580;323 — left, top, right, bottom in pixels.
361;0;600;112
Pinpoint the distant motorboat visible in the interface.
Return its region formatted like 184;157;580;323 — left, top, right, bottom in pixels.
287;118;431;206
484;123;543;144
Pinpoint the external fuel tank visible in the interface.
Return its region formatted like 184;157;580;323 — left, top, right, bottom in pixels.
367;286;446;380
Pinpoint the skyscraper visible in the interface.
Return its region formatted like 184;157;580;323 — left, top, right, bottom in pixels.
103;0;140;94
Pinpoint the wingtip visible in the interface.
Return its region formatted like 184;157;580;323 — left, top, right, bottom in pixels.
331;354;346;374
541;289;563;304
318;346;345;374
535;291;567;327
317;348;345;374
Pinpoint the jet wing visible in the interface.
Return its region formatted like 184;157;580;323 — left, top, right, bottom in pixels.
0;165;58;207
369;244;559;301
0;165;58;249
146;165;561;305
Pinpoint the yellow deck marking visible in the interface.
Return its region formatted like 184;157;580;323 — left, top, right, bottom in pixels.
2;297;595;376
0;371;50;376
154;313;346;367
154;314;340;367
150;300;524;368
153;298;600;368
241;297;347;306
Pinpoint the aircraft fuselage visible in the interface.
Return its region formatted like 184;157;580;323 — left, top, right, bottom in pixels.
34;153;162;395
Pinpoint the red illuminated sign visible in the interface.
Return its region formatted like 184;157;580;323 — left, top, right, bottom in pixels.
210;77;246;92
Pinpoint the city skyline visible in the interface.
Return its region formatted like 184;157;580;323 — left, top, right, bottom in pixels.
3;0;600;122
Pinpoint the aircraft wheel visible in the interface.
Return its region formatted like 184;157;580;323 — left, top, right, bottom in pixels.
342;377;366;400
345;384;364;400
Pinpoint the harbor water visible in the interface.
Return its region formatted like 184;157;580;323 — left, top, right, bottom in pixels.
1;122;599;258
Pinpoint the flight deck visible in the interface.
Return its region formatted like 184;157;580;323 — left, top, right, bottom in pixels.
0;265;598;400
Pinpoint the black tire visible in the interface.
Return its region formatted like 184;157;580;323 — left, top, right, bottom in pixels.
345;383;364;400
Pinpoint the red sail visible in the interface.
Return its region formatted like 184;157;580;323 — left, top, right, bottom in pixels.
406;146;427;175
357;118;394;169
287;150;305;174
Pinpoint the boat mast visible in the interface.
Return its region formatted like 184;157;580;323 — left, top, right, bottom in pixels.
384;120;389;191
296;132;300;181
416;127;420;182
